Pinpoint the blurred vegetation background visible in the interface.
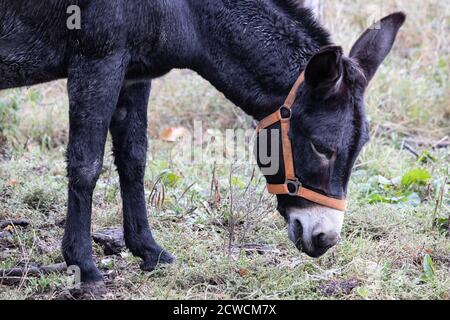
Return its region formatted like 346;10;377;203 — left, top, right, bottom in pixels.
0;0;449;300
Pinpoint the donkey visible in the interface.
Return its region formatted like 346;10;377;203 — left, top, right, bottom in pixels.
0;0;405;290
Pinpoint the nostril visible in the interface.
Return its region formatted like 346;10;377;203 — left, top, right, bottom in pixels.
313;233;326;249
313;232;339;249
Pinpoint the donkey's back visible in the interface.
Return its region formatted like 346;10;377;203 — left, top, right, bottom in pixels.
0;0;169;89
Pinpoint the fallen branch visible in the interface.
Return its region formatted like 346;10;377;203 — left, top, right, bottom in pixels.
0;262;67;278
0;219;30;230
0;263;67;285
92;228;125;256
237;244;278;255
406;137;450;149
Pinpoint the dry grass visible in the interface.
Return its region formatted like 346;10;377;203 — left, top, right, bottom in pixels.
0;0;449;300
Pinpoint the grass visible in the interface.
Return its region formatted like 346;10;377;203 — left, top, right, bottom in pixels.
0;0;449;300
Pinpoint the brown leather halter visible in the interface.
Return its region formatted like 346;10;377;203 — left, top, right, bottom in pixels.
257;72;348;212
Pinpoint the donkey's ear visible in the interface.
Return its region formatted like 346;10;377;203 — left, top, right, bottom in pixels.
305;46;343;93
350;12;406;83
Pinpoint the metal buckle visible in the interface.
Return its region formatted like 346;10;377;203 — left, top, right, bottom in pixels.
279;106;292;120
286;179;302;196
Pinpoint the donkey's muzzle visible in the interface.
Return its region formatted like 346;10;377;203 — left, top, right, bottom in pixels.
287;206;344;258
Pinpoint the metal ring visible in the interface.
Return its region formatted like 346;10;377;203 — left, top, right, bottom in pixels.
286;179;301;196
279;106;292;120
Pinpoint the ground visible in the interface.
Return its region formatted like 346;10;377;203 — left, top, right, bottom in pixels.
0;0;449;300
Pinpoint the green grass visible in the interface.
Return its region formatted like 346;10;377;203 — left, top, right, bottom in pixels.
0;0;449;300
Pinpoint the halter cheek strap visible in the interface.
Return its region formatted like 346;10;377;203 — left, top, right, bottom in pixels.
257;72;348;212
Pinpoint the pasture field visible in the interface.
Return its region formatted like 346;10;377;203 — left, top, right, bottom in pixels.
0;0;449;300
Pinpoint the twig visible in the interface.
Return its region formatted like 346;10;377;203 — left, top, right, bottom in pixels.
227;164;235;257
433;136;449;149
210;162;217;198
433;177;448;230
403;143;420;158
243;167;256;194
18;228;38;290
103;157;115;202
176;182;196;205
210;162;221;208
148;174;165;212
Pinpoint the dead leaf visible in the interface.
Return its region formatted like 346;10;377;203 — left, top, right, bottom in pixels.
7;179;17;186
160;127;189;142
3;225;14;233
238;268;250;277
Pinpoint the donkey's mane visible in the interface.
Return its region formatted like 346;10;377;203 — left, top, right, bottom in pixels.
271;0;331;45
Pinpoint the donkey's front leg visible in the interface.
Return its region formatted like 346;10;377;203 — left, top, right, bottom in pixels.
62;53;128;284
110;81;174;271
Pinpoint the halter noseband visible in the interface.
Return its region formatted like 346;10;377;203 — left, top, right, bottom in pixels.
257;72;348;212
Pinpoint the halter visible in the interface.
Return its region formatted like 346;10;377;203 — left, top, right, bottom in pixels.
257;72;348;212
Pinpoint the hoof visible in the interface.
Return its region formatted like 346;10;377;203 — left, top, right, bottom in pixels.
140;249;175;272
67;281;108;300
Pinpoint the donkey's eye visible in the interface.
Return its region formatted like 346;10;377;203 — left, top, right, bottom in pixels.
310;141;335;160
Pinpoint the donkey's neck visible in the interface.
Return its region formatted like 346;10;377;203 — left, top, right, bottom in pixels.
152;0;330;120
160;0;331;120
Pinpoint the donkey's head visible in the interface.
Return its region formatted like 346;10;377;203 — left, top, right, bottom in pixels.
263;13;406;257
